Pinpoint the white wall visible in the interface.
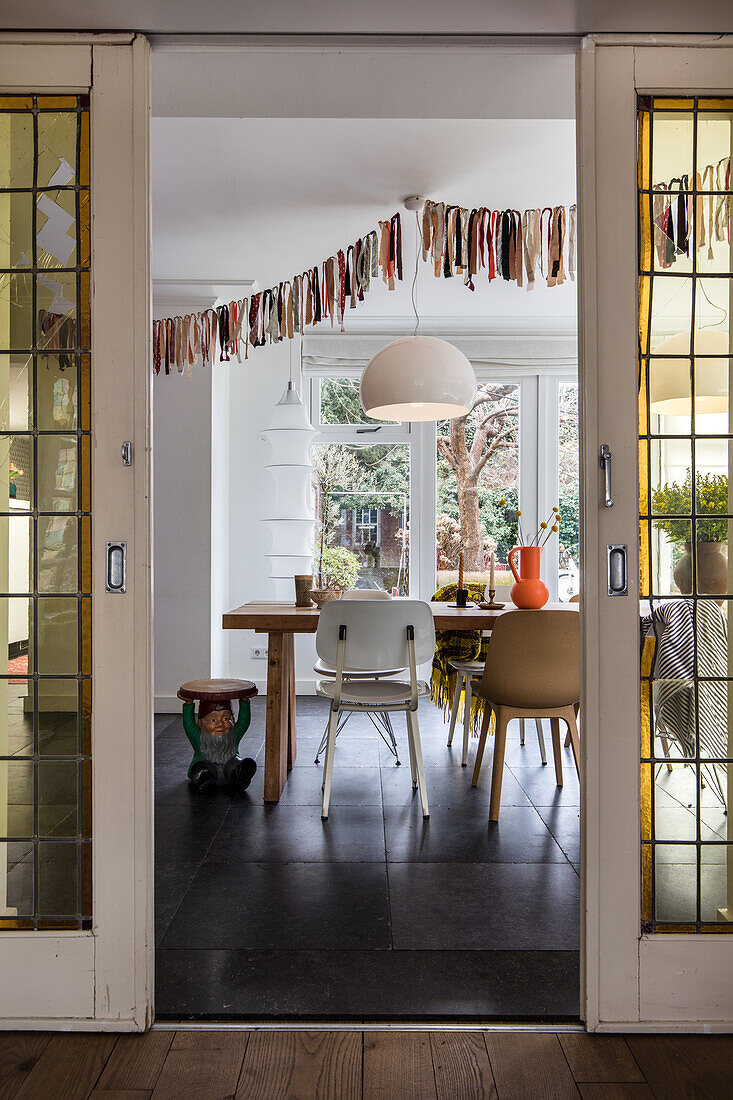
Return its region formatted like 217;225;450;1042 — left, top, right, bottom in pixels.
153;364;212;709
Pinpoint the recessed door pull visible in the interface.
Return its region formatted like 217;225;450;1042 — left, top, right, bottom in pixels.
106;541;126;593
121;441;133;466
607;544;628;596
600;443;614;507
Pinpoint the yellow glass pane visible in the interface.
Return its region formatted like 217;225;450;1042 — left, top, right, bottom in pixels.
79;354;90;432
652;112;693;186
80;679;91;756
38;515;78;593
653;98;696;109
80;434;90;513
698;98;733;110
81;759;91;839
81;596;91;676
36;189;77;269
37;112;77;189
638;108;651;191
655;849;697;924
639;440;649;516
0;353;32;430
639;358;648;436
0;515;32;593
641;844;653;923
640;764;652;842
649;277;692;354
638;274;652;357
79;110;89;188
79;270;90;347
639;194;652;273
37;840;78;919
79;189;90;267
37;434;77;512
38;760;77;837
0;112;34;188
37;355;79;431
38;690;78;757
37;97;78;109
639;520;650;598
80;515;91;594
37;597;78;675
0;97;33;109
649;356;692;435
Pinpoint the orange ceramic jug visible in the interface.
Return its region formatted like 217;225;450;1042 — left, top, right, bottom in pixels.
508;545;549;609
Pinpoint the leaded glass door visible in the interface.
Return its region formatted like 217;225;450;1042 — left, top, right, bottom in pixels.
579;38;733;1029
0;37;151;1027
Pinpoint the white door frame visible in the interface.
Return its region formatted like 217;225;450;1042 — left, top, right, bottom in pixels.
578;34;733;1031
0;34;153;1029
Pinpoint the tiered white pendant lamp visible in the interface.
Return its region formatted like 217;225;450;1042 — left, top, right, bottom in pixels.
360;334;476;422
262;383;317;600
650;328;730;416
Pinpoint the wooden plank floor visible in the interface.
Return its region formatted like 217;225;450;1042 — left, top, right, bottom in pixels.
1;1029;731;1099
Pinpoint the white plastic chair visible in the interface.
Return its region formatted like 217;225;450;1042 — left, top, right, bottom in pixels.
312;588;405;764
315;599;435;818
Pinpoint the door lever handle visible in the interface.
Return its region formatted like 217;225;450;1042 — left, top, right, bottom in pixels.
600;444;614;508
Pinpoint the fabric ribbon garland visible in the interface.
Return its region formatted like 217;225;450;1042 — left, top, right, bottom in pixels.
153;213;403;375
420;198;576;290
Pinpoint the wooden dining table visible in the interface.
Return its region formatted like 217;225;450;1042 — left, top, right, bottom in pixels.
222;600;576;802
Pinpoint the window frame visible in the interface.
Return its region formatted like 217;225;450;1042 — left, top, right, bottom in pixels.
307;362;578;604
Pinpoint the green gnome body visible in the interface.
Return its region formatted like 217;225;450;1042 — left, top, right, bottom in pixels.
179;696;257;794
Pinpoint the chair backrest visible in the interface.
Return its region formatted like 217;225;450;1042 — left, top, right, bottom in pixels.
342;588;392;600
316;599;435;671
569;593;580;604
478;609;579;709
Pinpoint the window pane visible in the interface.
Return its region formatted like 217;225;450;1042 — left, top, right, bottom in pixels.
639;98;733;932
318;376;392;426
0;96;91;930
312;443;410;595
436;382;519;591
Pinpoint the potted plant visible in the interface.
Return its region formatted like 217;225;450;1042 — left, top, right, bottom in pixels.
310;542;360;608
651;469;729;594
8;461;22;499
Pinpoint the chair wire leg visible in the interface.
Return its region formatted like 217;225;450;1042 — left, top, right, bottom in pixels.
366;710;401;765
519;718;526;746
314;709;351;764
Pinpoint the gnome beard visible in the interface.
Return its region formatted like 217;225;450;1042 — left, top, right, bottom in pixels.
199;726;239;765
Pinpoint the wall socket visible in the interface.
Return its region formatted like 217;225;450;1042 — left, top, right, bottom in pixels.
251;645;268;659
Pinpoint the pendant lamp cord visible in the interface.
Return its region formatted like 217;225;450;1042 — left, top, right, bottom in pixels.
411;210;421;337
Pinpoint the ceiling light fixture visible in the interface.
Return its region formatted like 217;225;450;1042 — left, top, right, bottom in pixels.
360;196;476;423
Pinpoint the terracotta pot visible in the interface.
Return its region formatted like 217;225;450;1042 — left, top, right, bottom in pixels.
309;587;342;609
673;541;728;596
508;545;549;609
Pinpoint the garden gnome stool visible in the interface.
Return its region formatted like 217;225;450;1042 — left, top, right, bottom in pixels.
177;679;258;795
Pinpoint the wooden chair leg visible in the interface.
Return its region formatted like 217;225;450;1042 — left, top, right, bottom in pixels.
550;717;564;787
321;707;339;818
659;732;674;773
462;675;472;767
564;706;580;779
565;702;580;748
535;718;547;765
447;672;462;747
406;711;417;788
472;704;492;787
488;708;509;822
407;708;429;818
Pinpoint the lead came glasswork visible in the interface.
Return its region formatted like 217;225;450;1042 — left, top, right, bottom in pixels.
638;96;732;932
0;95;91;931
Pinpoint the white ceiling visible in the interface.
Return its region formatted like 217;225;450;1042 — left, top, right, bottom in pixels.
152;116;578;328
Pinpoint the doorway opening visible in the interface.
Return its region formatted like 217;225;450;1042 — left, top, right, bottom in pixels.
150;43;581;1021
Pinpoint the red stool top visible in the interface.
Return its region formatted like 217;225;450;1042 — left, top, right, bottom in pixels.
177;678;258;702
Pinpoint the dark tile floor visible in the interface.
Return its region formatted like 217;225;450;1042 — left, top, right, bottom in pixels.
155;696;582;1020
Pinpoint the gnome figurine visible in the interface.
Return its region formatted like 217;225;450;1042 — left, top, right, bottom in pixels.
178;693;257;794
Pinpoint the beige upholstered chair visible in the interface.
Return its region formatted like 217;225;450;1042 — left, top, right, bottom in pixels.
471;609;580;821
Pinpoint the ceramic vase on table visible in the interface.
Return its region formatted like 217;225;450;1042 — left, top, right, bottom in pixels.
507;545;549;609
673;540;728;596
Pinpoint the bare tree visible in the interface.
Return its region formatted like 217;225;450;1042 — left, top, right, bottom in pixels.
437;384;518;570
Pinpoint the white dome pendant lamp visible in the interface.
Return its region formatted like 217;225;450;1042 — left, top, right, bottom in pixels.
360;197;476;423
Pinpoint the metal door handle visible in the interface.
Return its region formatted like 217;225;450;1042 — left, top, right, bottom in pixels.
106;541;126;593
600;444;614;507
607;544;628;595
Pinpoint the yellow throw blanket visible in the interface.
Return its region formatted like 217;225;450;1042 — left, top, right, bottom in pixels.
430;583;491;736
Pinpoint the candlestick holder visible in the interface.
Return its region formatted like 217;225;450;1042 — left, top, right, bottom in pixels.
486;588;504;609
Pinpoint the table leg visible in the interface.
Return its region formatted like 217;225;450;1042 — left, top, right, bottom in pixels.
264;631;289;802
286;632;296;770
